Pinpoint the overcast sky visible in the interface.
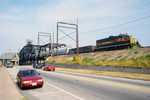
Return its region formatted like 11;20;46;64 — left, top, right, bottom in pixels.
0;0;150;55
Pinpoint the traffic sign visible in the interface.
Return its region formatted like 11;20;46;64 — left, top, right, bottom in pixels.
44;57;47;59
76;57;80;61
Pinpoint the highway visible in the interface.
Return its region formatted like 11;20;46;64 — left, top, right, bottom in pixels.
7;66;150;100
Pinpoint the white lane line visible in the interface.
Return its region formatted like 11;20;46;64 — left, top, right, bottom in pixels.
32;91;62;96
45;81;85;100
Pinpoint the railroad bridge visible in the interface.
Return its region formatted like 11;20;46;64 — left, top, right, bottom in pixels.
19;42;66;65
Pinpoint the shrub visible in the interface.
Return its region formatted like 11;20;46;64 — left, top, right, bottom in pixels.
102;54;107;57
146;54;150;58
121;56;128;60
134;50;138;54
82;57;94;63
132;45;140;50
48;59;55;64
73;56;76;61
100;58;106;62
117;55;122;58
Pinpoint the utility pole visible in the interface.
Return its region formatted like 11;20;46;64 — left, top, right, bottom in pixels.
38;33;40;45
76;18;79;57
53;32;54;57
50;33;52;58
57;23;58;56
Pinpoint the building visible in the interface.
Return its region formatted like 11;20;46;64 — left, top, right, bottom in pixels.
0;52;19;66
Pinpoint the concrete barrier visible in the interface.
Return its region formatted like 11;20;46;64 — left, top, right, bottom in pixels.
53;63;150;74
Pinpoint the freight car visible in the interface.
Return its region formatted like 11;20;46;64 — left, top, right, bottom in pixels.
95;33;135;51
69;45;95;54
53;46;71;56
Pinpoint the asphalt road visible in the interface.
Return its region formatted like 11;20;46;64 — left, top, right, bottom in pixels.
7;66;150;100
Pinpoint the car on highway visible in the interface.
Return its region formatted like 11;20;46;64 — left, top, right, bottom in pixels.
33;63;38;68
6;63;13;68
43;64;55;71
34;63;44;69
17;69;44;89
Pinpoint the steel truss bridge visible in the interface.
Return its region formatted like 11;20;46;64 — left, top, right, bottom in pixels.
19;43;65;65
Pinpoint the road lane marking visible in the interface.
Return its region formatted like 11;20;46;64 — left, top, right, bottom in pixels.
45;81;85;100
37;69;150;93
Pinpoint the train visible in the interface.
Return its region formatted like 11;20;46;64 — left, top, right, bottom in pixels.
56;33;135;55
19;33;136;65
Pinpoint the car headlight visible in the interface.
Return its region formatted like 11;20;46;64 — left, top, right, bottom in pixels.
22;81;30;83
38;79;43;82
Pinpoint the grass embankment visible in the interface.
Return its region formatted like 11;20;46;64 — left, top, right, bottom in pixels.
48;47;150;80
49;54;150;69
56;68;150;81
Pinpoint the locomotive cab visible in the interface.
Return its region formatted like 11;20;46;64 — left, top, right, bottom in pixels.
130;37;135;47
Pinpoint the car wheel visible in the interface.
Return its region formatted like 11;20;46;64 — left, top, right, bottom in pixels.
40;85;43;88
53;69;55;71
17;81;19;85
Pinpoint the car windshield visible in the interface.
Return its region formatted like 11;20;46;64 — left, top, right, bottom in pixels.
39;63;44;66
22;70;38;77
45;65;51;67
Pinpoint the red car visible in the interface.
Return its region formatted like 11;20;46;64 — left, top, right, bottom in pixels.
17;69;44;89
43;65;55;71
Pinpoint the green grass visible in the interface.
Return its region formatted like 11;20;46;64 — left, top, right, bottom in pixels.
134;50;138;54
117;55;122;58
55;54;150;69
21;98;28;100
102;54;107;57
126;45;140;50
132;45;140;50
82;57;94;63
48;59;55;64
146;54;150;58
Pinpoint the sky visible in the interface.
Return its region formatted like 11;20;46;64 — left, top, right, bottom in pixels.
0;0;150;55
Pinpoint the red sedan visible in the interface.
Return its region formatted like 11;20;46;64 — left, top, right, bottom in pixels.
43;64;55;71
17;69;44;89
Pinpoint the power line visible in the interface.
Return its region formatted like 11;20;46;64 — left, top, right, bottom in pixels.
81;15;150;33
